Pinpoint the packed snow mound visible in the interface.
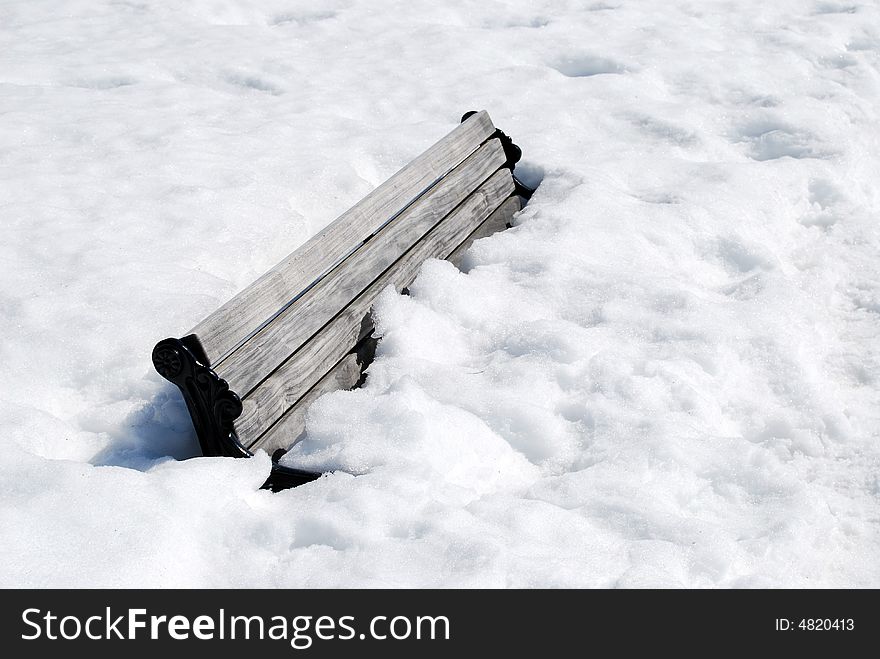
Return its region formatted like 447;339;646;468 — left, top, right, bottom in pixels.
1;0;879;587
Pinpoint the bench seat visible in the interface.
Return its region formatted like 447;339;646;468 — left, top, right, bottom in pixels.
152;111;533;490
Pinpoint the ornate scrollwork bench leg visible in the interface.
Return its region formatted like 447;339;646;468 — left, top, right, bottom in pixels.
152;335;321;491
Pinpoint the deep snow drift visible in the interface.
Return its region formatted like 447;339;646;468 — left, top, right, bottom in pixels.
1;0;879;587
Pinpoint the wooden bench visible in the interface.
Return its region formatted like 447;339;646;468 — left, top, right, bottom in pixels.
152;111;533;490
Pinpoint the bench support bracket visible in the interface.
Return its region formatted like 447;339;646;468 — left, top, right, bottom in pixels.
461;110;535;199
152;336;321;491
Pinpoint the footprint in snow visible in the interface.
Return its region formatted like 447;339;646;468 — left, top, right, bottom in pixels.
726;87;781;108
626;113;699;147
634;190;681;205
269;10;337;26
551;54;628;78
812;2;859;15
849;281;880;315
731;118;830;161
709;236;777;300
69;76;137;90
800;178;843;228
480;16;550;28
820;52;859;69
846;36;880;52
109;0;150;12
223;72;284;96
715;236;776;274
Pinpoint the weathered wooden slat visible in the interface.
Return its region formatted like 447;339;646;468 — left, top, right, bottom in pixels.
250;199;519;454
236;169;515;446
191;111;497;365
216;138;507;395
252;196;521;454
446;195;522;268
246;352;362;455
251;195;520;454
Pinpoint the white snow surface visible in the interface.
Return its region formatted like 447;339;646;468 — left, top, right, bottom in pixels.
2;0;879;587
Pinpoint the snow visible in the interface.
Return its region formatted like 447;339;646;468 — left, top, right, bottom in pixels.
2;0;879;587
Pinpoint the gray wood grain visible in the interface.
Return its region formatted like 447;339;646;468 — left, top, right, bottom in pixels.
252;193;520;453
253;193;521;454
446;195;521;268
216;138;506;396
236;169;515;446
190;111;497;365
246;352;361;455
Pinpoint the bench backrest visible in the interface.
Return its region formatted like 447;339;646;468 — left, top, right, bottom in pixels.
158;111;523;460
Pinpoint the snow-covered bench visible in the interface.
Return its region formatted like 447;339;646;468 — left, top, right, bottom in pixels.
152;111;532;490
